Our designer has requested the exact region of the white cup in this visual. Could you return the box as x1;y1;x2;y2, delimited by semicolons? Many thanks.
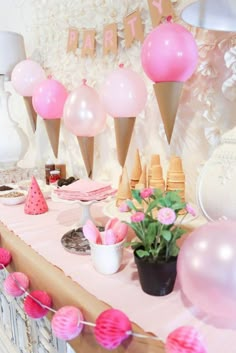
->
90;238;125;275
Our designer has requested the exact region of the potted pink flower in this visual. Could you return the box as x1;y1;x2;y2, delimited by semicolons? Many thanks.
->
124;188;196;296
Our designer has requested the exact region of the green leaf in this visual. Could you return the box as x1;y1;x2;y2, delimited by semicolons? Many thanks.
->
145;222;157;247
161;230;172;242
146;199;158;213
131;189;142;204
136;249;150;258
169;243;179;257
171;202;186;211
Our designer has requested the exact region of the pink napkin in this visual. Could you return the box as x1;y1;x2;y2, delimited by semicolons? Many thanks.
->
54;179;116;201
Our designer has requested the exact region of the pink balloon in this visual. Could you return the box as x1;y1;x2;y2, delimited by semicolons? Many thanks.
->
11;59;46;97
141;22;198;82
100;65;147;117
63;80;106;136
32;78;68;119
178;220;236;319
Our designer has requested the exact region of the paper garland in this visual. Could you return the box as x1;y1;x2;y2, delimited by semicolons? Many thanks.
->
0;248;208;353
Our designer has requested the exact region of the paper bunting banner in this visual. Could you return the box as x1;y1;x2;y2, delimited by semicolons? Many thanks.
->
0;247;208;352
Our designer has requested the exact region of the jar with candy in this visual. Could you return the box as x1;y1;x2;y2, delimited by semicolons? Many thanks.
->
49;170;61;185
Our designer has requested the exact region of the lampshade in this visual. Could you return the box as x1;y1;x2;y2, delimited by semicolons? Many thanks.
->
0;31;26;78
181;0;236;32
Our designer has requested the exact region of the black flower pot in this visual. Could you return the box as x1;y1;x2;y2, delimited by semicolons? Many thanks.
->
134;251;177;296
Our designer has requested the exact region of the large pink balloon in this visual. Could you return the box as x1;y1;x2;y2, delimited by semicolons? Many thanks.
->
141;22;198;82
178;220;236;319
100;65;147;117
11;59;46;97
32;78;68;119
63;80;106;136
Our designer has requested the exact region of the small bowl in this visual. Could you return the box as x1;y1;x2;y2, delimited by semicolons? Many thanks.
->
0;190;26;205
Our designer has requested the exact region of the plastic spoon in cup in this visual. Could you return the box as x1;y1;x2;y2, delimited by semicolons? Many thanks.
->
103;229;117;245
82;220;102;244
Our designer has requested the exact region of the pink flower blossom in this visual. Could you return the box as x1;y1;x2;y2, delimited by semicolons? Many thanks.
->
186;203;196;217
157;208;176;225
131;212;145;223
140;188;154;199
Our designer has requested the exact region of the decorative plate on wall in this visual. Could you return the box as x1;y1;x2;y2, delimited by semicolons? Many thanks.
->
196;127;236;221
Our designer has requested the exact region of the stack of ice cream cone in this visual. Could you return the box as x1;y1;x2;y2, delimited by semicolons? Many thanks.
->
147;154;161;186
149;164;165;191
166;156;185;201
116;167;132;207
130;149;142;189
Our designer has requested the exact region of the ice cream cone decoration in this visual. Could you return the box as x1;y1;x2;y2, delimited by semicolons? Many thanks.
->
24;176;48;215
23;97;37;132
114;117;136;167
153;82;183;144
136;164;147;189
149;164;165;191
44;119;61;159
77;136;94;178
116;167;132;207
166;156;185;201
130;149;142;189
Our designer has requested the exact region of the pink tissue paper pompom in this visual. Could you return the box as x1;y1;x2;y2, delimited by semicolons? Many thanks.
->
51;306;84;340
94;309;132;350
24;290;52;319
4;272;29;297
0;248;12;267
166;326;207;353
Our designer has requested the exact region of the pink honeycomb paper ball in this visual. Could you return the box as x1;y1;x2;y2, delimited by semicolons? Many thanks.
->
4;272;29;297
51;306;84;340
24;290;52;319
94;309;131;350
166;326;207;353
0;248;12;267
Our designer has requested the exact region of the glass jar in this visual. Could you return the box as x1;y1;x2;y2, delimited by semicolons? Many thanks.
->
49;170;61;185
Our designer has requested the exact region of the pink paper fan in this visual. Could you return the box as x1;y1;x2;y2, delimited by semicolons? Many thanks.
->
94;309;131;350
4;272;29;297
0;248;12;267
24;290;52;319
51;306;84;340
166;326;208;353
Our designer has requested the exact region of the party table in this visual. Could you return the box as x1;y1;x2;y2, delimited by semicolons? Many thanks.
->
0;199;234;353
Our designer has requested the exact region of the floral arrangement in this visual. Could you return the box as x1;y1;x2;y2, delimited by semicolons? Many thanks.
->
124;188;196;263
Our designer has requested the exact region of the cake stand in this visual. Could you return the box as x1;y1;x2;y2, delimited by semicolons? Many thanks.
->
51;194;107;255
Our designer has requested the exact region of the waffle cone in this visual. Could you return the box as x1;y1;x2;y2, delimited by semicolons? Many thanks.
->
131;149;142;181
44;119;61;158
153;82;183;144
150;154;160;167
168;156;183;173
114;117;135;167
116;167;132;204
139;164;147;187
77;136;94;178
24;97;37;132
151;165;163;179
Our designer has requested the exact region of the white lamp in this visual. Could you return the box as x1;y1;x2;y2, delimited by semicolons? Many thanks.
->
181;0;236;32
0;31;29;169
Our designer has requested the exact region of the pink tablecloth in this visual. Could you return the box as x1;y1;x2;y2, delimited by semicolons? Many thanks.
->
0;200;234;352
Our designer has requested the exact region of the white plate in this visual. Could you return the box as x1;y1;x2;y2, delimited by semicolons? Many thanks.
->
0;190;27;205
